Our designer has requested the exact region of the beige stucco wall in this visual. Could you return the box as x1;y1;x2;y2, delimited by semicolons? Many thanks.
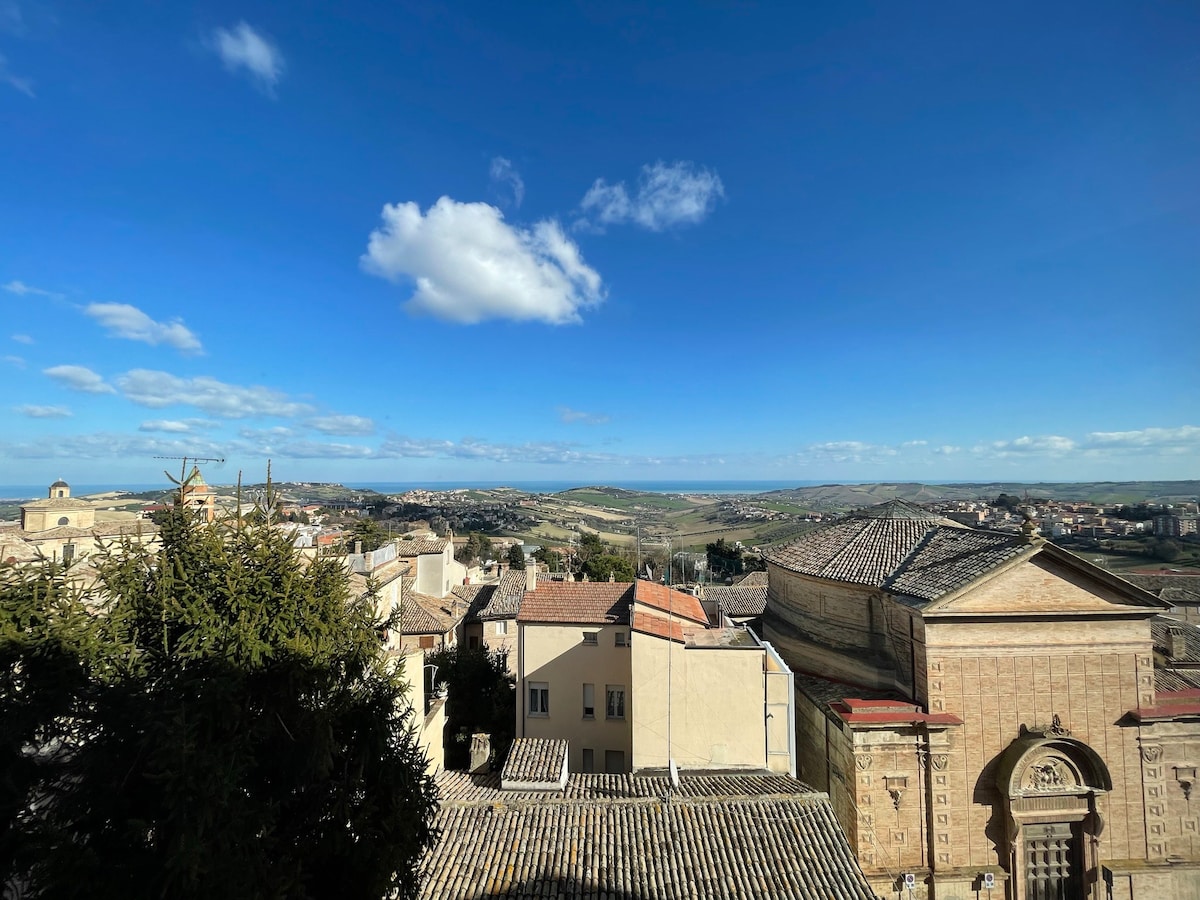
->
630;635;768;771
517;621;633;772
393;649;443;776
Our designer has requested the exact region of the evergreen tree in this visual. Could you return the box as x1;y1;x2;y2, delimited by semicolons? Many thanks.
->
2;502;438;900
506;543;526;570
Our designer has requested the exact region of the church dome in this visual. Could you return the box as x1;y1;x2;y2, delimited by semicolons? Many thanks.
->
50;479;69;489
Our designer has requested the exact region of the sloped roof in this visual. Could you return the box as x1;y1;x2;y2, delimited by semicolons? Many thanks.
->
500;738;568;788
396;539;449;557
399;582;463;635
422;772;878;900
707;584;767;618
763;502;1029;603
731;570;769;587
516;582;634;625
633;580;708;625
480;569;526;620
1124;573;1200;606
453;583;495;622
631;610;687;643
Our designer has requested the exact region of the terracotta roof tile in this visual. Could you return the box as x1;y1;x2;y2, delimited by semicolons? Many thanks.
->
422;772;878;899
516;582;634;625
396;539;449;557
634;580;709;624
632;610;687;643
478;570;525;619
500;738;569;789
706;584;767;618
763;503;1027;603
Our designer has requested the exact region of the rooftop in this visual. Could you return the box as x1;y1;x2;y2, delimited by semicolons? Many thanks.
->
633;580;708;625
763;502;1030;603
500;738;568;790
705;583;767;618
516;581;634;625
423;772;878;900
396;539;450;557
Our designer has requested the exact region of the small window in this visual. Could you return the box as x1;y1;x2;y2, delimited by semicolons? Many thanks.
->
606;686;626;720
604;750;625;774
61;544;75;564
615;632;627;647
529;682;549;716
582;683;595;719
468;636;480;650
582;632;598;645
495;620;508;636
419;635;435;649
582;748;595;773
57;516;69;526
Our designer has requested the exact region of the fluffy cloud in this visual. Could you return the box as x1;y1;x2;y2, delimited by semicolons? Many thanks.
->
138;418;220;434
558;406;610;425
0;53;33;98
306;415;376;436
489;157;525;208
84;303;203;354
15;404;71;418
362;197;604;325
43;365;115;394
1;431;228;461
116;369;313;418
975;435;1077;457
579;161;724;232
210;21;284;95
4;279;61;299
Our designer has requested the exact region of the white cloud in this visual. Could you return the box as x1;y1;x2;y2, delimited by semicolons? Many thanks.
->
0;53;33;98
84;302;203;354
1084;426;1200;451
43;365;115;394
375;435;626;466
489;157;525;208
901;440;928;447
116;369;313;418
975;435;1077;457
1;431;228;461
138;418;221;434
4;279;61;299
362;197;604;325
3;355;25;368
306;414;376;436
578;160;724;232
11;333;33;344
15;404;71;418
209;21;284;95
558;406;610;425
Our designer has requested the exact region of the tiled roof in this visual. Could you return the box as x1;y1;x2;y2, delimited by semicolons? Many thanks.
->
1152;615;1200;661
453;583;495;622
479;570;525;620
0;521;160;541
707;584;767;618
400;585;463;635
516;582;634;625
793;671;911;723
422;772;878;900
632;610;687;643
1156;668;1200;692
500;738;568;789
1124;574;1200;606
396;539;449;557
763;503;1028;604
731;570;769;587
634;580;709;625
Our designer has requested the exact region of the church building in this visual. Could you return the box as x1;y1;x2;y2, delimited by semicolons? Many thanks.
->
762;500;1200;900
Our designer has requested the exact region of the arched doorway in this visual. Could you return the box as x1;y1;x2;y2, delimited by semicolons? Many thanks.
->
994;718;1112;900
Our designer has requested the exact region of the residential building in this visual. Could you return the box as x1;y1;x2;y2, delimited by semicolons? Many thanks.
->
514;578;795;776
762;500;1200;900
458;568;525;666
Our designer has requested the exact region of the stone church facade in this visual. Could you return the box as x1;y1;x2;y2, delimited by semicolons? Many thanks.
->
762;501;1200;900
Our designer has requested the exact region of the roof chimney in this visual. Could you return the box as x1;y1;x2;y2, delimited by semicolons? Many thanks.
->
526;562;538;592
1168;626;1186;659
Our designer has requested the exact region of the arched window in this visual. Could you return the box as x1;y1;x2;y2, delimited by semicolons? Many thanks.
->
58;516;70;526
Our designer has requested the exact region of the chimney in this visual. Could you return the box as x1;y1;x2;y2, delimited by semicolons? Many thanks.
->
526;562;538;592
1168;626;1186;659
354;540;363;555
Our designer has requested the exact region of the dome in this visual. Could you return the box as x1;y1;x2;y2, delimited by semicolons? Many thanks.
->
50;479;69;489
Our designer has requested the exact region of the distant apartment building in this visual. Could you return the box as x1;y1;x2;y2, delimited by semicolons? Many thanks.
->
1154;514;1199;538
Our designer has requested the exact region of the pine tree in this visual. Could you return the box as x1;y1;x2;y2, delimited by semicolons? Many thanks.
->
2;499;438;900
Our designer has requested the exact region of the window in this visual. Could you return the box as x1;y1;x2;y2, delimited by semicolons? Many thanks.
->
495;620;508;636
606;686;626;719
529;682;549;716
61;543;75;564
57;516;69;526
615;632;627;647
604;750;625;774
468;636;480;650
582;632;598;645
582;683;595;718
582;749;595;773
419;635;435;649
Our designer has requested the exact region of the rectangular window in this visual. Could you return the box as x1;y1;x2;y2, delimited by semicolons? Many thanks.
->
606;686;626;720
582;748;595;773
582;632;598;645
614;631;627;647
61;543;75;564
495;620;508;635
419;635;435;649
529;682;549;716
582;683;595;719
604;750;625;774
468;636;480;650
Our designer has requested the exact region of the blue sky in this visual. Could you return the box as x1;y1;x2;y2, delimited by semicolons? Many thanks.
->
2;1;1198;487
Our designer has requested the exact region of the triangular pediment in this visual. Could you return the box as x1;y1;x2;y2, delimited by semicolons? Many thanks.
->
923;546;1167;616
